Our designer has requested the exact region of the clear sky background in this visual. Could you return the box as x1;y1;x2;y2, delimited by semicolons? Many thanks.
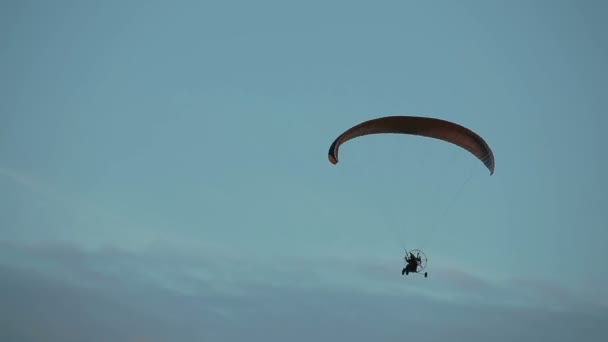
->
1;0;607;341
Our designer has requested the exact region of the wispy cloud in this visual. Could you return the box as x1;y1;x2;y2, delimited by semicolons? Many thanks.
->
1;239;605;313
6;166;597;315
1;241;607;342
0;166;190;248
0;165;114;223
0;166;43;192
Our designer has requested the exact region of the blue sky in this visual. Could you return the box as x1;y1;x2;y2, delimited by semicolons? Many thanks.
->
1;0;607;340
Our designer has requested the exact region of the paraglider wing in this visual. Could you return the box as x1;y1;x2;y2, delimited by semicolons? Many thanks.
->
328;116;495;175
